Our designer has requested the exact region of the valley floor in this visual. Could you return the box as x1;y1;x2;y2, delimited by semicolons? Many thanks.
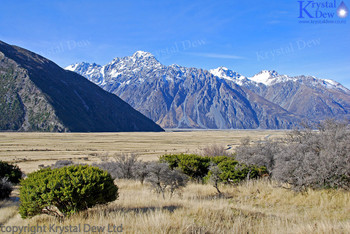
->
1;131;349;233
0;130;285;173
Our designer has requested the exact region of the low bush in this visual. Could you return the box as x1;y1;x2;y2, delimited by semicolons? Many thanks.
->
0;160;22;184
133;161;150;185
19;165;118;218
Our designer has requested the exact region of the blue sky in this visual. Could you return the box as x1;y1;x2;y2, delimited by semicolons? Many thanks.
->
1;0;349;87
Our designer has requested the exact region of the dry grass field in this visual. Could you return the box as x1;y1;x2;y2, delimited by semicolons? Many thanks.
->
2;180;350;233
1;130;349;234
0;130;285;173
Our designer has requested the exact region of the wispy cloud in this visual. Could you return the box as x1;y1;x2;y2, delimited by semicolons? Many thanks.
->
187;52;246;60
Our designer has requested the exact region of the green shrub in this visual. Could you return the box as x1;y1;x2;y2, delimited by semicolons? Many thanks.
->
205;157;267;194
160;154;211;182
210;155;232;165
177;154;211;182
217;160;267;184
0;161;22;184
159;154;180;169
19;165;118;219
160;154;266;186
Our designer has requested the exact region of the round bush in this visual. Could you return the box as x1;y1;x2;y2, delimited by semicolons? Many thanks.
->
19;165;118;218
0;161;22;184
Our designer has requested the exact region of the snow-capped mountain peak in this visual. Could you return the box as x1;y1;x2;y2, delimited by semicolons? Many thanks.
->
209;66;245;84
132;50;154;58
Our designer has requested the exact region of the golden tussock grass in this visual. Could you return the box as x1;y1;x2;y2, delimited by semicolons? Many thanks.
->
13;179;350;234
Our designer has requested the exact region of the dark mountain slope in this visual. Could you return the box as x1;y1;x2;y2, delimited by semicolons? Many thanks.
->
0;40;163;132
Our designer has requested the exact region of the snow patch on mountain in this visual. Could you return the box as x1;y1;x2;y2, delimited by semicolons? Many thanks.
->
249;70;291;86
319;79;350;93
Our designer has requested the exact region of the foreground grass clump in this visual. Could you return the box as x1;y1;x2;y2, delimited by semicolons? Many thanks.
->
23;179;350;233
19;165;118;218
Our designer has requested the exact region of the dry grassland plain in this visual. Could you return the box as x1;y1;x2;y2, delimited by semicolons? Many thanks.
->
0;130;285;173
1;130;349;234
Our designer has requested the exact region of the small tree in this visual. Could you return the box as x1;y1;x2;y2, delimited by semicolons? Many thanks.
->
146;162;188;199
167;169;188;198
93;153;139;179
114;153;138;179
19;165;118;218
207;163;222;194
132;161;150;185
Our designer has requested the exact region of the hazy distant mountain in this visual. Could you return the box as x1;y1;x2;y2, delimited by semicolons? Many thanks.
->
210;67;350;121
67;51;314;129
0;41;164;132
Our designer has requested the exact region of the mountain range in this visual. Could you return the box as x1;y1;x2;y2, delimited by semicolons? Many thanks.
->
0;41;163;132
66;51;350;129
